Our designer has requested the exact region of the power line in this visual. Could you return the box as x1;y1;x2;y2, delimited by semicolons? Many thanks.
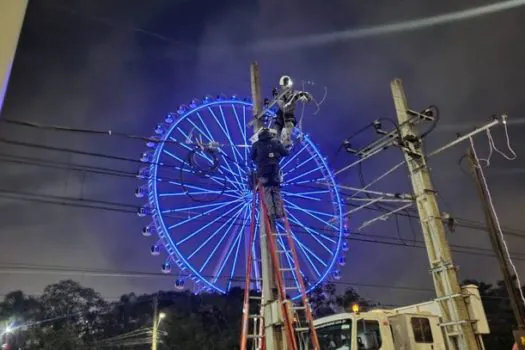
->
2;187;525;264
3;133;525;242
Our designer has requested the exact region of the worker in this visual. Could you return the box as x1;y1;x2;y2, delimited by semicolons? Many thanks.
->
250;127;290;223
273;75;312;149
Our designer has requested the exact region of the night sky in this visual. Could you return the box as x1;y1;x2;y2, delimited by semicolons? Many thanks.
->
1;0;525;306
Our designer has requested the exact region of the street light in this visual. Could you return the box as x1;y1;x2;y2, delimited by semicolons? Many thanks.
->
159;312;166;320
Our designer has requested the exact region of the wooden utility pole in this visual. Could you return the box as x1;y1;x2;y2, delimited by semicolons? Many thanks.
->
468;147;525;348
0;0;28;116
391;79;480;350
250;62;284;349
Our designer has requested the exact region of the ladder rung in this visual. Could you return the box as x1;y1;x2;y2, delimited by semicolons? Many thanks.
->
273;233;288;236
293;306;306;310
280;268;294;271
276;249;291;253
284;287;297;290
249;314;263;318
249;296;262;300
248;335;264;339
295;327;309;332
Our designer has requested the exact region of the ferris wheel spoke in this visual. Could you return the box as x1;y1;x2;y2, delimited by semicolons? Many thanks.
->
285;165;325;184
159;189;238;200
166;180;236;197
231;104;248;158
285;211;334;252
218;105;245;161
282;189;330;201
280;143;308;171
281;191;321;201
212;226;243;284
162;148;238;191
167;199;243;230
283;177;327;187
277;223;322;277
211;106;248;185
226;219;245;291
162;198;240;214
175;202;245;245
188;203;247;261
276;220;326;267
282;153;318;177
208;106;244;162
202;206;250;274
283;198;337;229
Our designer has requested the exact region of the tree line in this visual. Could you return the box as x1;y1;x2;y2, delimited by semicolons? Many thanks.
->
0;278;520;349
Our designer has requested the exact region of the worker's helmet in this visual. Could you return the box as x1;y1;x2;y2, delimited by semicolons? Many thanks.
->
279;75;293;89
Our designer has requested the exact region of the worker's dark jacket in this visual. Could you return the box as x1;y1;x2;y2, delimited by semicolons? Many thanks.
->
250;130;290;187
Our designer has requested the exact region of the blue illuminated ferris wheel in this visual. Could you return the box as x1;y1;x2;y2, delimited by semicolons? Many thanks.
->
136;95;346;299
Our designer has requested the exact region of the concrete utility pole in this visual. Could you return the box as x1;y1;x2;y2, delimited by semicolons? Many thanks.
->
391;79;480;350
250;62;284;349
0;0;28;116
468;147;525;348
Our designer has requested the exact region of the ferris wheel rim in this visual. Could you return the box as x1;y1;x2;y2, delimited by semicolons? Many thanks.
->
145;98;345;296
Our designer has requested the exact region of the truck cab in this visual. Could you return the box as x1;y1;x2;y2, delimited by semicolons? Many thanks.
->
304;310;445;350
299;285;489;350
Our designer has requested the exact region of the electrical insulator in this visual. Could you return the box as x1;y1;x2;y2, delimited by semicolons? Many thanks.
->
342;241;349;252
332;269;342;280
338;256;346;267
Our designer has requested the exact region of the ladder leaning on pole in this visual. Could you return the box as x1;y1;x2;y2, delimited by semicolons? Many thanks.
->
240;187;265;350
240;184;321;350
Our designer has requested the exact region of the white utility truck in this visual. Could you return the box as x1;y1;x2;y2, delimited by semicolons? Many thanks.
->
299;285;490;349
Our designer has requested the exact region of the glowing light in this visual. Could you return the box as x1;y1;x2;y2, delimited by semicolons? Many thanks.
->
351;303;360;314
159;312;166;319
140;98;345;298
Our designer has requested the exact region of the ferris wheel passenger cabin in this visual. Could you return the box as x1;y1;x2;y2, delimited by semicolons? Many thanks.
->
298;284;490;350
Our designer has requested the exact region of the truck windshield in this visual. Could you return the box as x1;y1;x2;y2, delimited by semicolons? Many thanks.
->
315;319;352;349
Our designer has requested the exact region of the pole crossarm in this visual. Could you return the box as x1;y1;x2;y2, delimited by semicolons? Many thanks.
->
357;202;413;231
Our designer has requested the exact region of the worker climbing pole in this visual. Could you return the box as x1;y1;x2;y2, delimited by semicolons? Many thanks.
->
239;63;320;350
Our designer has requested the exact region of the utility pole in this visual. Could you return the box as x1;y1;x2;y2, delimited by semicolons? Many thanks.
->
250;62;284;349
391;79;480;350
467;147;525;348
0;0;28;116
152;295;159;350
